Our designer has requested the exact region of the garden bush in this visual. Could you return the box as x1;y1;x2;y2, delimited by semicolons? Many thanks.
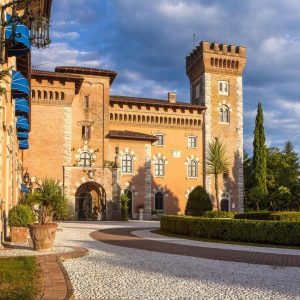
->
234;211;271;220
120;194;128;221
185;186;212;216
269;212;300;222
160;215;300;245
8;205;35;227
202;211;235;219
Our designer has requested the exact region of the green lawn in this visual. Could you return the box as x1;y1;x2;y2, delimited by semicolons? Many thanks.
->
155;229;300;250
0;256;42;300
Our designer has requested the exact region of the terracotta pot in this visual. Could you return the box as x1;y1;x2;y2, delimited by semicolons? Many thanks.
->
28;223;58;251
11;227;28;243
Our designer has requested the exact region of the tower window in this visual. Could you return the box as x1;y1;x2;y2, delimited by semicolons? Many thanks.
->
188;136;197;148
82;126;91;140
218;81;229;96
219;106;230;124
84;96;89;109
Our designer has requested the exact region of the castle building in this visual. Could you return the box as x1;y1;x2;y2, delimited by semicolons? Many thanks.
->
0;0;52;243
24;41;247;220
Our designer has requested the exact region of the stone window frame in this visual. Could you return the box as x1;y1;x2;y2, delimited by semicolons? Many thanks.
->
185;155;200;179
118;148;137;176
152;153;168;178
75;143;97;168
218;80;229;96
218;101;232;124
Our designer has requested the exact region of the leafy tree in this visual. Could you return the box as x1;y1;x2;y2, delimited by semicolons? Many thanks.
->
281;142;300;189
252;102;268;196
243;150;253;208
185;186;212;216
270;186;292;211
206;139;229;213
248;187;265;211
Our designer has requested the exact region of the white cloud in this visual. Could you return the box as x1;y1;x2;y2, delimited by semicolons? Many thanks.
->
32;42;112;70
52;31;80;40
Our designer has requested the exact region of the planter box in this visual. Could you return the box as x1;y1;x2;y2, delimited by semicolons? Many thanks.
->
11;227;28;243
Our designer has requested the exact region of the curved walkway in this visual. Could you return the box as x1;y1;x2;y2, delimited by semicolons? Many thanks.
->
90;227;300;267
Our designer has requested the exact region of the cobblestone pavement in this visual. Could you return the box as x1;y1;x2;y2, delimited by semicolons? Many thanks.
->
56;221;300;300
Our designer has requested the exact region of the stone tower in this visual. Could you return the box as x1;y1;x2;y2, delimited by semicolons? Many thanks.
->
186;41;247;212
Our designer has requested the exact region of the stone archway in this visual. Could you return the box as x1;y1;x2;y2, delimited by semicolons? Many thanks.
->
75;182;106;221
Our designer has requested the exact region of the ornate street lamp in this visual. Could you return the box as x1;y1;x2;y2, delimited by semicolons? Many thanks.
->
30;12;50;48
23;170;30;184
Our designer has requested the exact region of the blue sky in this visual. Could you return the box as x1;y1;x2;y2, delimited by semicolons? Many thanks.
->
32;0;300;155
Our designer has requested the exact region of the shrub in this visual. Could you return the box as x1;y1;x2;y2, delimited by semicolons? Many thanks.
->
269;212;300;222
120;194;128;221
27;179;68;224
160;215;300;245
203;211;235;219
8;205;35;227
185;186;212;216
234;211;271;220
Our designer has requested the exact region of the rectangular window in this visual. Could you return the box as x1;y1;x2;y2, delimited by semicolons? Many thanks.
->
84;96;89;109
218;81;229;96
155;134;164;146
82;126;91;140
188;136;197;148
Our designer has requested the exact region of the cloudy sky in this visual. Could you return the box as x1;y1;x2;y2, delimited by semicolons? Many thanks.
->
32;0;300;155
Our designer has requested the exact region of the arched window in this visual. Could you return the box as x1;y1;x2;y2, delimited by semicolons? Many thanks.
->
219;108;223;122
219;106;230;123
49;91;53;100
155;158;165;177
61;92;65;100
79;152;92;167
188;160;198;178
31;90;36;99
122;154;133;174
211;57;214;66
55;91;59;100
220;192;230;211
43;91;47;99
155;192;164;211
38;90;41;99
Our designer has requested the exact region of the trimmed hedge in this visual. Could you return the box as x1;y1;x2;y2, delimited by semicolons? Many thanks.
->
160;215;300;245
202;211;235;219
269;212;300;222
234;212;271;220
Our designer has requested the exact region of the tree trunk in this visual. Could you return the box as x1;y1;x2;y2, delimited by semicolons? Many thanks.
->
215;174;220;214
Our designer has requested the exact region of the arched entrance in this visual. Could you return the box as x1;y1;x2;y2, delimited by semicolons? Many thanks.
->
75;182;106;221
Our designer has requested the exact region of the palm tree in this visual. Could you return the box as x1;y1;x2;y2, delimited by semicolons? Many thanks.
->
206;139;230;213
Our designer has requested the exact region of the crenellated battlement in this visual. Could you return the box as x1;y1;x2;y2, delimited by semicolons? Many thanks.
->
186;41;246;76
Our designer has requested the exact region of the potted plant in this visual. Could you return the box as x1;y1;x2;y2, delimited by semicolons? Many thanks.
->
8;204;35;243
26;178;68;251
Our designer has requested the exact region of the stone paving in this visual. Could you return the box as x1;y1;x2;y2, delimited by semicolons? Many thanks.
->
54;221;300;300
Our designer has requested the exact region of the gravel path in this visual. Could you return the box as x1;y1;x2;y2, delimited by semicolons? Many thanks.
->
55;221;300;300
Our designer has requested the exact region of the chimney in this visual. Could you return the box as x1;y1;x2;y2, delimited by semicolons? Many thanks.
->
168;92;176;104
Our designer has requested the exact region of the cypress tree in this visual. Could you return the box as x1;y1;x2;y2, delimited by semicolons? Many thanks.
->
252;102;268;196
